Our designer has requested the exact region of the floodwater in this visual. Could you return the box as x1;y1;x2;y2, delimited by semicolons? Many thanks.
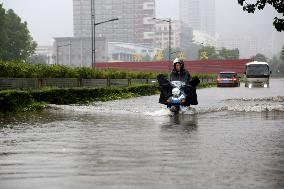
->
0;79;284;189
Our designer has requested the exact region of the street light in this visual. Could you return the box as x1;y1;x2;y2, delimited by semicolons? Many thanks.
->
152;17;172;72
91;0;95;67
94;18;119;26
91;18;119;68
91;1;119;68
56;43;71;65
171;50;182;55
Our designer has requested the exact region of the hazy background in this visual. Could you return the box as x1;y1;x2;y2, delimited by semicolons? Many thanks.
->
1;0;283;57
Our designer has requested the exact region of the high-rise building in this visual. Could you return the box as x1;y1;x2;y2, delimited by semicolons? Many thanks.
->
154;20;181;51
153;20;193;60
179;0;215;37
73;0;155;45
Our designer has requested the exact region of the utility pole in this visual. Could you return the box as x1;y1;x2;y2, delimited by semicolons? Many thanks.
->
169;18;172;65
91;0;95;68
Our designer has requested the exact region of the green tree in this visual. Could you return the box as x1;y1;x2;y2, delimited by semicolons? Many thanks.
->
198;46;240;60
269;56;280;73
268;47;284;75
28;54;48;64
218;48;240;60
281;46;284;62
0;4;37;62
198;46;218;60
252;53;268;62
277;46;284;74
0;4;8;60
238;0;284;32
141;54;152;62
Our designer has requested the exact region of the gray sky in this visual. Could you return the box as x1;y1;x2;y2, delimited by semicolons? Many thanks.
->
1;0;73;45
1;0;283;56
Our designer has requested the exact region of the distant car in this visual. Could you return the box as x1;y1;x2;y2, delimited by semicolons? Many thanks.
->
217;72;240;87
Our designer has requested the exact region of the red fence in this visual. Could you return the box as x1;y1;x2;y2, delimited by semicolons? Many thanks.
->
95;59;252;74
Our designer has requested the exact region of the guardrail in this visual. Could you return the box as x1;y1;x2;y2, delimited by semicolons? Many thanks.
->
0;78;215;90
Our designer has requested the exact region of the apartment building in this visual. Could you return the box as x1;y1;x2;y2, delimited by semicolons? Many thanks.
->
73;0;155;45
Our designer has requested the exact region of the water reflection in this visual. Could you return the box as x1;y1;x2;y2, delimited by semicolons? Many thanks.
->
161;114;198;134
0;110;68;129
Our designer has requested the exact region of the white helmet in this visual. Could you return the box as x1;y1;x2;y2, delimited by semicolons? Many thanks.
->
173;58;184;69
173;58;181;65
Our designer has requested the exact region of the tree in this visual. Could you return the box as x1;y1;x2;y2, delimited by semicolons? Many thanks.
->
281;46;284;62
238;0;284;32
269;55;280;73
252;53;268;62
277;46;284;74
0;4;37;62
28;54;48;64
198;46;240;60
0;4;8;60
218;48;240;60
269;47;284;75
141;54;152;62
198;46;219;60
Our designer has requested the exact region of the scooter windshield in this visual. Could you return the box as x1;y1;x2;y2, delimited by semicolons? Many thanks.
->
170;81;185;89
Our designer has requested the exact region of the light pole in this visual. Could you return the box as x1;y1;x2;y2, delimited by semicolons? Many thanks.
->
191;41;205;60
91;8;118;68
91;0;95;68
152;17;172;72
56;43;71;65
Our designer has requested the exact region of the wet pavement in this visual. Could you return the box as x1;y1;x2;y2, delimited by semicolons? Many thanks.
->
0;79;284;189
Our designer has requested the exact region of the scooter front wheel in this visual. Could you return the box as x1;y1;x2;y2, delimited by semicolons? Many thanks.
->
170;105;180;113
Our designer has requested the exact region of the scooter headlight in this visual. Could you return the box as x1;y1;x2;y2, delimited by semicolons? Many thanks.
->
248;83;252;88
263;83;268;88
172;88;180;97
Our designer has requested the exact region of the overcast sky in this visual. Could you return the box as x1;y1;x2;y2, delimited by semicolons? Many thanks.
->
1;0;283;56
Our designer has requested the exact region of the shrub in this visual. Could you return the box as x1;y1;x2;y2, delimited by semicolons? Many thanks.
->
0;84;160;113
0;61;216;80
0;90;32;113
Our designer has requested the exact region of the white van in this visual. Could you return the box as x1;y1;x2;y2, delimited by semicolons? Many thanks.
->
244;61;271;88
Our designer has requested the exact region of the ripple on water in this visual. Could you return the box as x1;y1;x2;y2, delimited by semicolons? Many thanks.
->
46;95;284;117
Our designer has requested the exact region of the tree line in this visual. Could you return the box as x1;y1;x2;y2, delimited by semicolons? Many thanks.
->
198;46;240;60
198;45;284;75
269;46;284;75
251;46;284;75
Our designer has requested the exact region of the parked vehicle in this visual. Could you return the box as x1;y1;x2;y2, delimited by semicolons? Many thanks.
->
244;61;271;88
217;72;240;87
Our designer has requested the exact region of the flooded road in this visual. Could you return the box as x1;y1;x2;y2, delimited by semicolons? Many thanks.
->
1;79;284;189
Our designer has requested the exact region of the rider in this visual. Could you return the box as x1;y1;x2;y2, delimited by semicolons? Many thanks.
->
157;58;199;105
170;58;191;83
